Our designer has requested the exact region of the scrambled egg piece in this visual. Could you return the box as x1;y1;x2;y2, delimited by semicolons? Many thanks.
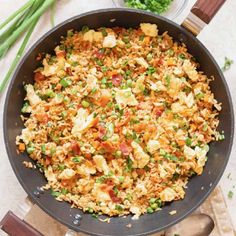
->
45;166;57;183
93;155;110;175
25;84;41;106
159;187;176;201
135;57;149;68
92;184;111;202
140;23;158;37
182;60;198;81
58;168;76;180
103;34;117;48
131;141;150;168
147;140;160;154
20;128;34;145
83;30;103;42
77;163;96;176
72;108;95;136
115;88;138;107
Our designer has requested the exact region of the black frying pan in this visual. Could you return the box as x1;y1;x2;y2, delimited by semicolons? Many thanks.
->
3;1;234;236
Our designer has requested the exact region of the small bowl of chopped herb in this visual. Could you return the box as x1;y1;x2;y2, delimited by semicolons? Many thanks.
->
112;0;188;20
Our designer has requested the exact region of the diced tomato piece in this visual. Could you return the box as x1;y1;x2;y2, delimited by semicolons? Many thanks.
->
98;125;106;139
36;113;49;124
117;110;131;127
71;141;80;155
66;67;73;76
94;49;104;59
98;89;111;107
56;51;66;58
108;189;122;203
45;156;51;166
112;74;123;86
153;107;164;117
101;141;116;153
153;58;163;67
34;72;45;82
133;123;146;133
136;168;145;176
120;142;132;156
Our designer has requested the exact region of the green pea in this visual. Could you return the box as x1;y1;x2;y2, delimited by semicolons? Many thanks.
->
26;146;35;154
149;198;157;204
81;100;90;108
151;203;158;210
147;207;154;214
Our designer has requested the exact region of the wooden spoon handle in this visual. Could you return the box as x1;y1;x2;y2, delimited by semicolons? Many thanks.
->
191;0;226;24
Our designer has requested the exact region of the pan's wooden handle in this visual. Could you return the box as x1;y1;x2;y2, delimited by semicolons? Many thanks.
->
182;0;226;36
0;211;42;236
192;0;226;24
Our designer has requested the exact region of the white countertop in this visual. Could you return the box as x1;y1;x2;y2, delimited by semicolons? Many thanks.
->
0;0;236;231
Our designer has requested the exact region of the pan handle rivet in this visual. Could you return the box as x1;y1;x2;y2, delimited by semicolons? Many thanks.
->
36;186;44;193
74;214;82;220
33;190;40;197
73;219;81;225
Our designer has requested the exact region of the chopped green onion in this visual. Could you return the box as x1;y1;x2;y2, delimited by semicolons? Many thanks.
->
72;156;82;163
115;204;123;211
222;57;233;72
118;176;125;183
82;25;89;33
60;78;72;88
41;144;46;154
58;164;65;170
228;190;234;199
101;77;107;84
186;137;192;146
51;189;61;197
101;27;108;37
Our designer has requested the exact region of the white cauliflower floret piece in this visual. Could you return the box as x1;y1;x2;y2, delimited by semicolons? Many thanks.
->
92;184;111;202
58;168;76;180
140;23;158;37
42;58;59;76
20;128;34;145
72;108;95;136
25;84;41;106
133;75;145;94
183;145;196;160
45;166;57;183
93;155;110;175
115;88;138;107
182;60;198;81
130;206;141;220
131;141;150;168
135;57;149;68
147;140;160;154
159;187;176;202
103;34;117;48
184;92;195;108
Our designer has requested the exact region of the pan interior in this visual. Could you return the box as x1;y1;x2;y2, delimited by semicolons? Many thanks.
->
4;9;234;236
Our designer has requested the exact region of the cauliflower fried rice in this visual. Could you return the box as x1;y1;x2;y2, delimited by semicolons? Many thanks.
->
16;23;223;218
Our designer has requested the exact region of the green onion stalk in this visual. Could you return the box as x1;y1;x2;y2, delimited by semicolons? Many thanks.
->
0;0;56;92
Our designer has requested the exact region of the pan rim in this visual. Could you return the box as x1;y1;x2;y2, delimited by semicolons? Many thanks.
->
3;7;234;236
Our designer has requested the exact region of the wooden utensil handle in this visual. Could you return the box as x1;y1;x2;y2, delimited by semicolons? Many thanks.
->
191;0;226;24
0;211;42;236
